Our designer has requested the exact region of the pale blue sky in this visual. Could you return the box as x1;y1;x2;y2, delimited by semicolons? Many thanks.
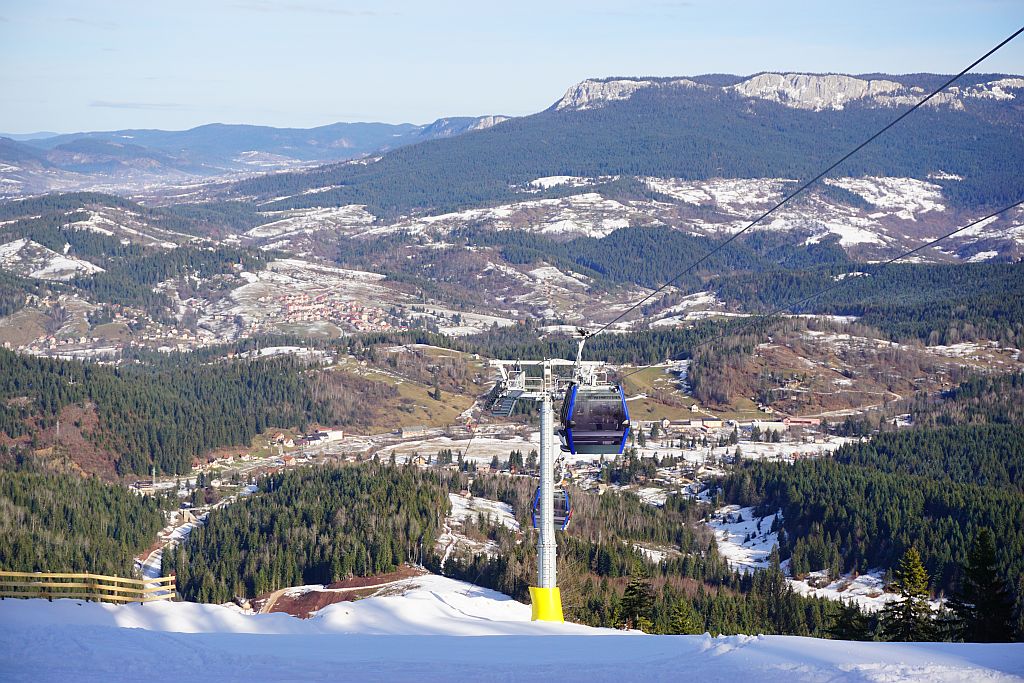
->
2;0;1023;133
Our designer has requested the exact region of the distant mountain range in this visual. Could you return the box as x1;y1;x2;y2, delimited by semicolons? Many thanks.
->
2;71;1023;268
223;72;1024;219
0;115;509;195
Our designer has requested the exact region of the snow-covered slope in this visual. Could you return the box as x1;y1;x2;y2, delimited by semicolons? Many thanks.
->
239;173;1024;264
0;238;104;280
0;575;593;637
2;576;1022;683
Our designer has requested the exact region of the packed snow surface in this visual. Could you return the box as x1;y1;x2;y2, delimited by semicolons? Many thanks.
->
2;577;1022;683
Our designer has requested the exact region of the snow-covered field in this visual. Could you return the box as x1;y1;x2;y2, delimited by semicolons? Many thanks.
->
0;238;105;280
788;570;900;613
706;506;942;614
448;492;520;532
245;204;377;241
644;176;788;207
825;177;945;220
389;431;541;463
707;505;782;572
437;493;521;561
2;575;1022;682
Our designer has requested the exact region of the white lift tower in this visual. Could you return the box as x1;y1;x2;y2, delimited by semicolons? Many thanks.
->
489;357;605;621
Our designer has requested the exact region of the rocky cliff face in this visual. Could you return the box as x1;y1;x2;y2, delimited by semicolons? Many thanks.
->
729;73;935;110
553;73;1024;112
468;115;511;131
554;78;702;110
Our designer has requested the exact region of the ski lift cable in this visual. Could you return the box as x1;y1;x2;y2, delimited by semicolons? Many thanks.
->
588;24;1024;342
617;196;1024;381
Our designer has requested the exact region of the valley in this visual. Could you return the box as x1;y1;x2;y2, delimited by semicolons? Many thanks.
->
2;58;1023;680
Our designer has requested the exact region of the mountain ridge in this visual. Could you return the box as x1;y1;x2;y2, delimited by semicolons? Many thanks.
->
553;72;1024;112
0;114;510;196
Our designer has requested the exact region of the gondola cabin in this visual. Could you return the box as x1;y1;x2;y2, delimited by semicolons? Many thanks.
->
531;486;572;531
557;383;630;455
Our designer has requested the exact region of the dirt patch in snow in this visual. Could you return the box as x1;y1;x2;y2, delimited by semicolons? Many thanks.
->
256;566;430;619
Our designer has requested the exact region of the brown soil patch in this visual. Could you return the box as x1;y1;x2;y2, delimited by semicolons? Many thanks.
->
325;565;425;589
271;590;358;619
253;565;429;619
51;402;120;479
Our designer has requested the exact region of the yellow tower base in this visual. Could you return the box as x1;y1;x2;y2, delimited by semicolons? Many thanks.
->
529;586;564;622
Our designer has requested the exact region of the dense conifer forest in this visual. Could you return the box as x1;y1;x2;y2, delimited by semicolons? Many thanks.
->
169;464;448;602
0;461;166;576
721;424;1024;593
0;348;365;475
438;473;842;636
0;192;261;237
712;262;1024;345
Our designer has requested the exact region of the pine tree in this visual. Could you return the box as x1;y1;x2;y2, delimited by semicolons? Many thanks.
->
670;598;703;635
881;547;934;641
619;560;656;631
949;528;1014;642
827;601;873;641
1013;574;1024;642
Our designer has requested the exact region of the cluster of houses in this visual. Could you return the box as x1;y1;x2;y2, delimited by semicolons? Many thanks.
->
270;429;345;448
259;291;402;332
650;416;822;436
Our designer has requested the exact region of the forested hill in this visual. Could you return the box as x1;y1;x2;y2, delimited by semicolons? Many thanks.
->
0;465;166;576
170;464;449;602
835;424;1024;490
711;261;1024;345
0;348;361;476
228;74;1024;217
722;423;1024;593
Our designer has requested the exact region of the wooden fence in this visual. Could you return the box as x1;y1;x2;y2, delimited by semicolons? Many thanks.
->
0;571;176;603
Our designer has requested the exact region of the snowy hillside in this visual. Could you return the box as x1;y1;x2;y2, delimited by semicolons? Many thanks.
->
707;506;943;614
1;574;1022;682
0;238;104;281
238;174;1024;263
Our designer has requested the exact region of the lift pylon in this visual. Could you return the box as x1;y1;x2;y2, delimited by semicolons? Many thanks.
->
489;357;604;622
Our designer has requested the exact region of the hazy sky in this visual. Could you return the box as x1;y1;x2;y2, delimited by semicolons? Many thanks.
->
2;0;1023;133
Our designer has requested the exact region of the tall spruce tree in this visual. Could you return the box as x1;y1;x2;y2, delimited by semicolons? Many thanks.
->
669;598;704;635
1014;575;1024;642
949;528;1015;642
881;547;934;642
619;560;656;631
827;601;873;641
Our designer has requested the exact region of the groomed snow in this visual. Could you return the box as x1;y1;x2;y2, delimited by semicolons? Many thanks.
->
2;582;1022;682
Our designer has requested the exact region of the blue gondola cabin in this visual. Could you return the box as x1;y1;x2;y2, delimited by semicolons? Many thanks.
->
557;383;630;455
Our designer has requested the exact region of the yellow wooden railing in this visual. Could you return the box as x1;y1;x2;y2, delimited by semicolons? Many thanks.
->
0;570;176;603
